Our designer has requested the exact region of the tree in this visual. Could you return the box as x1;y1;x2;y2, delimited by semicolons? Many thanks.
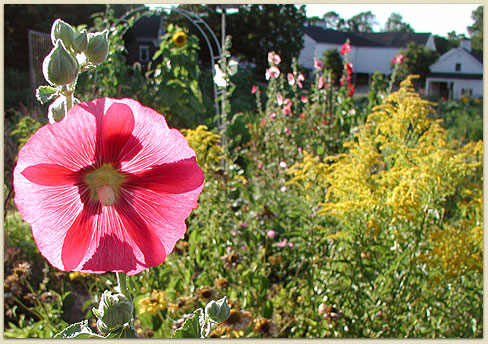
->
467;5;483;53
394;41;439;87
346;11;378;32
323;11;346;30
4;4;140;72
321;49;343;82
383;12;413;32
434;35;460;55
227;5;306;78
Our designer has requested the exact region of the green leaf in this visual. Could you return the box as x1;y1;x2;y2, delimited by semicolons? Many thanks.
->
171;309;203;338
53;320;104;338
35;85;59;105
105;324;139;338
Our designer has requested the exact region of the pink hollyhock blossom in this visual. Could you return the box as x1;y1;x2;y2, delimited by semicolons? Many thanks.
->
268;51;281;65
314;57;323;69
277;239;293;248
340;42;351;55
13;98;204;275
392;54;405;64
300;95;308;103
279;161;287;169
267;230;276;239
297;74;305;88
280;186;287;192
270;112;277;120
284;127;291;136
318;76;324;89
345;62;353;75
265;66;280;80
251;85;257;94
287;73;295;86
276;93;284;105
282;99;292;116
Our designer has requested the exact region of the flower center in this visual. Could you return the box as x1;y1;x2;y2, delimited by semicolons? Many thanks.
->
84;164;125;206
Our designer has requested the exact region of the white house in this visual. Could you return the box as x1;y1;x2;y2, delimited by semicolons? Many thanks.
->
425;40;483;99
298;25;436;86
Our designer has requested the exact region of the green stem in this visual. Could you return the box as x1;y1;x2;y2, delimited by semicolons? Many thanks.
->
65;91;73;111
116;272;131;300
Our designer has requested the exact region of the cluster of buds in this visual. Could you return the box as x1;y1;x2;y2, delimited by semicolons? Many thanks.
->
40;19;109;123
92;291;134;334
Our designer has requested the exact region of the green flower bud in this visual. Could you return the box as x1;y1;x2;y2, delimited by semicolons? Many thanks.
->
47;96;66;123
51;19;75;50
42;40;80;86
73;29;88;53
86;30;109;65
204;297;230;323
92;291;133;333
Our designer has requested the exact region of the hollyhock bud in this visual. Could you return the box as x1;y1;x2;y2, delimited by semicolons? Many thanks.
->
205;297;230;323
92;291;133;333
73;29;88;53
86;30;109;65
43;40;80;86
51;19;75;49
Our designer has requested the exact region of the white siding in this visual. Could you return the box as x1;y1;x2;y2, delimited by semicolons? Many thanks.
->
425;77;483;99
298;35;318;70
429;48;483;74
353;46;400;74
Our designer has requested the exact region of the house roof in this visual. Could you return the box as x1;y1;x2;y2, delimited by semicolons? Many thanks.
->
427;72;483;80
131;15;163;39
464;48;483;64
302;27;432;48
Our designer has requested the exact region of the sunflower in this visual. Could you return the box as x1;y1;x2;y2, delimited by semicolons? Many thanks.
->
172;31;187;47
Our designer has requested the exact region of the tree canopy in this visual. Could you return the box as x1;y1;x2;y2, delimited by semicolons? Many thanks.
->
383;13;413;32
467;5;483;53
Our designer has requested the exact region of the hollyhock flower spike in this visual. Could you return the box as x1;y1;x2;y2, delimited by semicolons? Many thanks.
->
392;54;405;64
340;42;351;55
13;98;204;275
265;66;280;80
267;51;281;65
314;57;323;70
297;73;305;88
287;73;295;86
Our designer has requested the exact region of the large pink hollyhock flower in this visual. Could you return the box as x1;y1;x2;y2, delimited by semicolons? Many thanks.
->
13;98;204;275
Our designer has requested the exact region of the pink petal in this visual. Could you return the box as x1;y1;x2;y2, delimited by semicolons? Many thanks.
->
125;157;204;194
21;163;79;186
100;102;135;165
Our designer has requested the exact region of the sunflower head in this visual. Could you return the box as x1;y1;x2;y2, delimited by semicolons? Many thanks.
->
172;31;187;47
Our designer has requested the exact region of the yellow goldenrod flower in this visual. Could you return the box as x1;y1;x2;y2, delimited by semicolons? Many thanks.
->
138;289;167;316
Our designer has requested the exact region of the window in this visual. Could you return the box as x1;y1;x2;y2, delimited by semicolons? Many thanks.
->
455;63;461;72
139;45;150;63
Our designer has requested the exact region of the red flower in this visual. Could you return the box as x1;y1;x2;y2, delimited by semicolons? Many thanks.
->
345;62;353;75
347;84;355;97
13;98;204;275
251;85;257;94
340;42;351;55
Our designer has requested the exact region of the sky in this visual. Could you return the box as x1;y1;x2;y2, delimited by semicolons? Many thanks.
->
304;3;481;37
148;3;481;38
